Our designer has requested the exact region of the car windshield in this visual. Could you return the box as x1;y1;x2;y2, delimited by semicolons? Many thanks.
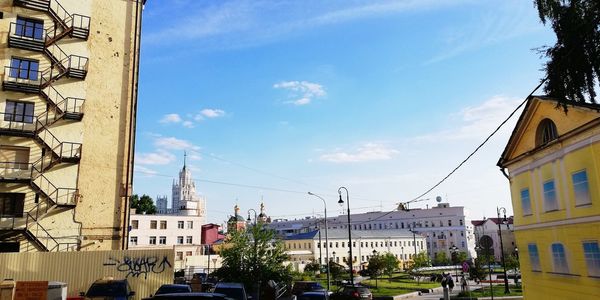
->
213;288;244;300
156;286;191;295
86;281;128;297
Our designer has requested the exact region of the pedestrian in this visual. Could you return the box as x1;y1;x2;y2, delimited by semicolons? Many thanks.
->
447;274;455;293
461;276;467;292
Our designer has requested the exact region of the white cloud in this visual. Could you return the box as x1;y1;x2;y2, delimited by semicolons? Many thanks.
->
159;113;182;124
320;143;399;163
201;109;226;118
134;165;159;176
416;95;522;141
136;149;177;165
274;81;326;106
182;121;194;128
154;136;201;151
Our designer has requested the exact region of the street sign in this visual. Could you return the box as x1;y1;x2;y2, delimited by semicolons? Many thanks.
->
462;261;469;273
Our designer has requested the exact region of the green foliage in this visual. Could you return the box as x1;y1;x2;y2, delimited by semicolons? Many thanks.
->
130;194;157;214
381;253;399;279
469;258;488;282
212;223;293;293
328;261;345;280
504;254;519;271
452;251;468;264
407;252;431;285
433;252;450;266
534;0;600;106
304;261;321;274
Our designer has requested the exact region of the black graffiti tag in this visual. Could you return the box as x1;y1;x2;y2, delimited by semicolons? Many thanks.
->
104;256;172;279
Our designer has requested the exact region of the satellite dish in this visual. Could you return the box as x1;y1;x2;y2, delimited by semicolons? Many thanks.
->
436;196;442;203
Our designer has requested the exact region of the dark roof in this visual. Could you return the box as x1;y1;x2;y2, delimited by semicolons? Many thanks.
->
286;229;417;240
471;217;513;226
471;220;485;226
498;96;600;167
285;230;319;240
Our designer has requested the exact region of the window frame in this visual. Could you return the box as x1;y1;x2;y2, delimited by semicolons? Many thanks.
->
177;221;184;229
129;236;137;246
15;16;44;40
520;187;532;216
583;241;600;277
186;236;193;244
9;57;39;80
528;243;541;271
551;243;569;274
177;236;184;245
572;169;591;207
4;100;35;124
159;236;166;245
150;220;157;229
0;193;25;218
131;220;138;229
543;179;559;212
149;236;156;245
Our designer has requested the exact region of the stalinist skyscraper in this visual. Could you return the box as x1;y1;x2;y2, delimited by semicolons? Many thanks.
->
172;153;206;219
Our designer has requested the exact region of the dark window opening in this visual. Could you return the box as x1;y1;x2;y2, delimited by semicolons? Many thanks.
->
4;100;34;123
536;118;559;146
0;193;25;218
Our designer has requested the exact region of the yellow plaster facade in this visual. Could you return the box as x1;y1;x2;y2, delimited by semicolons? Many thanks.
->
498;96;600;299
0;0;143;252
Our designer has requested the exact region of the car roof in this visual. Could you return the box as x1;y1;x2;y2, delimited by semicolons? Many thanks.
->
300;292;328;295
215;283;244;288
159;284;190;288
153;292;226;298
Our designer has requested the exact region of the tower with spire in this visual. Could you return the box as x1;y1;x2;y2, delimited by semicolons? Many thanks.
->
171;151;206;218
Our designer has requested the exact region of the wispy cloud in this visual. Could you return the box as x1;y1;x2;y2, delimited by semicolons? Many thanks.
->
160;113;182;124
196;108;226;120
416;95;522;141
136;149;177;165
154;136;201;151
135;165;159;176
274;81;326;106
320;143;399;163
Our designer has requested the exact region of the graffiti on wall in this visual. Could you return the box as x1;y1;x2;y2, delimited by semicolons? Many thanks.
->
103;255;172;279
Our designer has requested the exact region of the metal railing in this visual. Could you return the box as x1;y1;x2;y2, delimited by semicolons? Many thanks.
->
0;161;33;179
71;14;90;31
9;22;45;41
49;0;72;28
67;55;89;72
0;112;37;132
4;66;42;86
26;213;59;251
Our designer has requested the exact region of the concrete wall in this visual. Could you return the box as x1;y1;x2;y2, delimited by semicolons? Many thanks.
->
0;249;174;300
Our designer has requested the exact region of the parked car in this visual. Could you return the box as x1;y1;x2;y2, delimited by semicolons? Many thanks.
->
155;284;192;295
151;292;229;300
298;291;330;300
292;282;325;296
83;279;135;300
213;282;249;300
330;285;372;300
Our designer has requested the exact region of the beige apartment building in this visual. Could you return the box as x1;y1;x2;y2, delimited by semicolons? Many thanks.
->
0;0;144;252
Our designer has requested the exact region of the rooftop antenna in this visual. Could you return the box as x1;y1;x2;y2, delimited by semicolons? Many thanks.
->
183;151;187;168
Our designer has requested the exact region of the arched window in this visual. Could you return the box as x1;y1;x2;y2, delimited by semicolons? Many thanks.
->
536;118;558;146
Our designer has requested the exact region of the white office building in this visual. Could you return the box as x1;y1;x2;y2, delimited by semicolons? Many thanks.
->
270;201;475;259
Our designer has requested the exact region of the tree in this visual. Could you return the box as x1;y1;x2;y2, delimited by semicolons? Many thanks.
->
304;261;321;276
469;258;488;283
130;194;157;214
212;222;293;295
505;254;520;286
433;252;450;266
408;252;431;285
367;254;385;288
534;0;600;106
328;261;344;282
452;251;469;265
381;253;399;281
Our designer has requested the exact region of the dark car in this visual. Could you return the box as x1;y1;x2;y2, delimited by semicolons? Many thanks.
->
84;279;135;300
330;285;372;300
213;282;249;300
298;291;330;300
292;281;325;296
155;284;192;295
152;292;228;300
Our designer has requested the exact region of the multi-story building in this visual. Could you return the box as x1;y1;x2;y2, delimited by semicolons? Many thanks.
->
284;229;427;271
269;201;475;260
471;217;516;262
0;0;143;252
498;96;600;299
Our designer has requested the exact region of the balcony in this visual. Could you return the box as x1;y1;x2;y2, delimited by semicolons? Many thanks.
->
8;22;45;52
2;67;41;94
0;162;33;182
13;0;50;12
0;112;37;137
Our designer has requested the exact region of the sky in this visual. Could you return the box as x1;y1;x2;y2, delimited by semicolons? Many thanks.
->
133;0;556;226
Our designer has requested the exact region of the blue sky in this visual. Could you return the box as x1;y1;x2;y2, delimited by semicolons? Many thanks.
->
134;0;555;225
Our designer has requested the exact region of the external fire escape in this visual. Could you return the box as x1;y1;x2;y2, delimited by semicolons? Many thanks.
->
0;0;89;251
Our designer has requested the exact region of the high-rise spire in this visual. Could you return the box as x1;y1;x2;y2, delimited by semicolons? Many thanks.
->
183;151;187;169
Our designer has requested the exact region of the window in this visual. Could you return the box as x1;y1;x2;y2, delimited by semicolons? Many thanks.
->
176;251;183;260
9;57;39;80
521;188;532;215
551;243;569;274
159;236;166;245
150;220;157;229
342;242;345;248
149;236;156;245
131;220;138;229
177;221;184;229
4;100;34;123
186;251;193;257
583;241;600;277
448;220;452;226
187;221;193;229
536;118;558;146
528;244;541;271
543;180;559;211
160;220;167;229
459;219;463;226
15;17;44;40
572;170;591;206
186;236;192;244
0;193;25;218
0;146;30;170
177;236;184;245
129;236;137;246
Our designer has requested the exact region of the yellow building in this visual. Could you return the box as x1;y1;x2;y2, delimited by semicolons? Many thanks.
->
498;96;600;299
0;0;144;252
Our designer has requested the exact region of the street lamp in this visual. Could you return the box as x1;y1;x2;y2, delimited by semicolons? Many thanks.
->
338;186;354;286
372;250;378;288
475;242;494;300
308;192;331;290
497;207;510;294
247;209;257;225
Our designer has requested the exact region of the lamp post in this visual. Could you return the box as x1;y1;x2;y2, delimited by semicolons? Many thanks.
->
372;250;379;288
450;245;459;280
247;209;257;225
497;207;510;294
338;186;354;286
308;192;331;291
475;245;494;300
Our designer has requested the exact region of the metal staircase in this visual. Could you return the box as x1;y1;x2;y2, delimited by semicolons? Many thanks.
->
0;0;89;251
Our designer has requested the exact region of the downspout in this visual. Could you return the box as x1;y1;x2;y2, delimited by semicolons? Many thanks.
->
122;0;142;250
